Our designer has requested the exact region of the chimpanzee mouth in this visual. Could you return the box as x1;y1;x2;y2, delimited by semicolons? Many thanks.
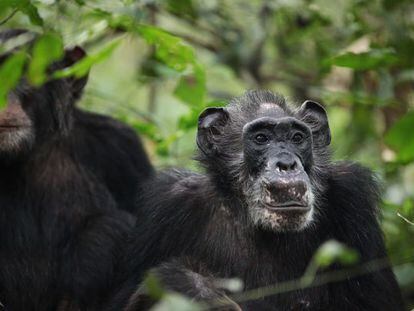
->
262;179;311;213
0;123;31;131
264;202;310;212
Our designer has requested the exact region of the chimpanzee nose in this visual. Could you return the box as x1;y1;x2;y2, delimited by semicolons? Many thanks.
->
276;157;297;172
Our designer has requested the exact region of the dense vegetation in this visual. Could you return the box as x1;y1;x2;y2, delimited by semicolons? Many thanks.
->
1;0;413;308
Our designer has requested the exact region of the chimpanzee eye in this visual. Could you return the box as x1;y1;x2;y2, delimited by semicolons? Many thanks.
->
292;133;304;144
255;134;269;144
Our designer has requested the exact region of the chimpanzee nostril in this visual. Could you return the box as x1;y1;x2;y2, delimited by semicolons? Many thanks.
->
276;159;298;172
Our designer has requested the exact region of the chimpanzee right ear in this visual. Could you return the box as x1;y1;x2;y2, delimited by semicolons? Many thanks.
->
297;100;331;147
196;107;229;156
63;46;88;100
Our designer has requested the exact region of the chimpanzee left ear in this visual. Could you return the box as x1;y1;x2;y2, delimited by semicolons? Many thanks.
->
63;46;88;100
196;107;229;156
297;100;331;146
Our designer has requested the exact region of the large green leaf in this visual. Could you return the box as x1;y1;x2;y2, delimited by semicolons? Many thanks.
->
137;25;195;72
174;63;206;107
0;0;43;26
102;14;196;72
325;48;398;70
28;33;64;86
0;51;27;108
18;0;43;26
385;112;414;163
53;39;121;79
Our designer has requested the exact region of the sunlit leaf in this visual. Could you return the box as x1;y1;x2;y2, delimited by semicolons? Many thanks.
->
178;100;227;130
18;1;43;26
144;274;164;301
385;112;414;163
0;0;14;17
53;39;121;79
314;240;359;267
214;278;243;293
325;49;398;70
28;33;63;86
152;293;202;311
178;109;200;130
174;63;206;107
138;25;195;72
156;132;182;157
0;51;27;108
104;15;195;71
0;0;43;26
132;121;161;142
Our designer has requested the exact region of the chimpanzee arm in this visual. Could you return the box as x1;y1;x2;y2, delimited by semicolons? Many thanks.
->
104;170;216;311
73;109;154;213
323;163;404;310
59;211;135;310
123;258;241;311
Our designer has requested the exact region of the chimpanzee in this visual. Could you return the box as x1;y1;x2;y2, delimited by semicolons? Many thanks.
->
107;90;404;310
0;30;153;310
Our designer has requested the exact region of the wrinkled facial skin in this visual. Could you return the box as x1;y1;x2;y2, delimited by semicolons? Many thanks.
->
241;105;316;232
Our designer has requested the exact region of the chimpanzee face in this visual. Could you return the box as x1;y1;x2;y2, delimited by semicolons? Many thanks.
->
241;105;316;231
197;91;331;232
0;90;35;155
0;46;87;158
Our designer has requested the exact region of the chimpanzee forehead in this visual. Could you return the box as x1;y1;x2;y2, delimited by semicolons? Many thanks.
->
256;102;289;119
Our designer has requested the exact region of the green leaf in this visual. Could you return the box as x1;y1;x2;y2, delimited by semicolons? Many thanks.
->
0;0;43;26
325;49;398;70
178;109;200;130
74;0;85;5
174;63;206;107
0;51;27;108
178;100;227;130
314;240;359;267
18;1;43;26
53;39;121;79
384;112;414;163
28;33;64;86
0;0;14;16
137;25;195;72
144;273;164;300
156;132;182;157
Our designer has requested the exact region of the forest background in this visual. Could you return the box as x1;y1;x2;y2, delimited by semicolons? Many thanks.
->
0;0;413;308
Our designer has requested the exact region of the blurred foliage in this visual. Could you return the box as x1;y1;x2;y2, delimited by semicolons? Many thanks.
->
0;0;414;308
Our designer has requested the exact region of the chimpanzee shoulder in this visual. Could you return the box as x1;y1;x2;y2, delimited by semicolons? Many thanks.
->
134;169;216;238
72;109;154;212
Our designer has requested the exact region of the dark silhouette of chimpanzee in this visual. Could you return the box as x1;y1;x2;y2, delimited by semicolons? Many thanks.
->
0;30;153;310
107;90;403;310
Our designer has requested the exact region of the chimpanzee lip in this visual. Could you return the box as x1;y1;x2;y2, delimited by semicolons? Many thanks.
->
264;201;310;212
0;124;30;129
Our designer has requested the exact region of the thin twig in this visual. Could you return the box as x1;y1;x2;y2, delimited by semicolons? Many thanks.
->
397;212;414;226
0;9;18;26
204;257;414;309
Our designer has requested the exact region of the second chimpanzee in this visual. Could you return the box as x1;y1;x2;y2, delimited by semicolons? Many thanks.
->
0;30;153;310
108;90;403;310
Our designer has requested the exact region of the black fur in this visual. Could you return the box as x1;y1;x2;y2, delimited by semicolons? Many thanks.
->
108;91;403;310
0;30;153;310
